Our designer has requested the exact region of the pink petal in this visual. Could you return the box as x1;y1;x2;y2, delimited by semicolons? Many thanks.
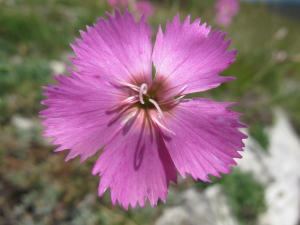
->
161;98;247;182
152;14;236;98
92;109;177;209
40;68;132;162
70;9;152;85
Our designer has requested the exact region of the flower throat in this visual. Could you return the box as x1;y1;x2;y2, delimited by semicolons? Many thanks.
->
138;83;164;119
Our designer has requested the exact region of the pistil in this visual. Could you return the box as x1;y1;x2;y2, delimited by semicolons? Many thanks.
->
138;83;164;119
107;81;175;134
139;83;148;104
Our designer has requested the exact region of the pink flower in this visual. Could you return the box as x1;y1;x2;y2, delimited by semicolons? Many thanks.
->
106;0;128;7
215;0;239;26
40;9;247;209
135;1;154;18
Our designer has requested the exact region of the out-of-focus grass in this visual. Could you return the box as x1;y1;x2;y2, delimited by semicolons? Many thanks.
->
222;170;265;225
0;57;51;124
0;0;300;224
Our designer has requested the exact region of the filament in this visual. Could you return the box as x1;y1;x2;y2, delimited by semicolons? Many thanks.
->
147;109;175;135
108;104;133;125
107;95;139;111
159;95;185;106
158;85;187;104
149;99;164;119
114;80;140;92
108;82;170;126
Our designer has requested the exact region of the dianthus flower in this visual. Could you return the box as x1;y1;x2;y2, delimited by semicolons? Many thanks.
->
135;1;154;18
40;9;247;209
215;0;239;26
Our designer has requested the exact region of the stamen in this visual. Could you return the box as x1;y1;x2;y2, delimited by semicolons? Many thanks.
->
108;104;133;125
147;109;175;135
149;98;164;119
159;95;185;106
139;83;148;104
158;85;187;104
108;81;168;125
107;95;139;111
114;80;141;92
176;85;187;95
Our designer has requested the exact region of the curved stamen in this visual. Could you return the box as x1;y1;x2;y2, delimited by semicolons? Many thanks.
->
108;104;133;125
149;98;164;119
173;85;187;97
107;95;139;111
159;95;185;106
114;80;141;92
139;83;148;104
147;109;175;135
158;85;187;104
109;81;166;122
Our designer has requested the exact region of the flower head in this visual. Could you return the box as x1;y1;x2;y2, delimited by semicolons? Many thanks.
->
135;1;154;18
215;0;239;26
40;9;247;209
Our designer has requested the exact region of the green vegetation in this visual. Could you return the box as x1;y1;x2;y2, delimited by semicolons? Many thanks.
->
0;0;299;224
195;169;266;225
222;170;265;225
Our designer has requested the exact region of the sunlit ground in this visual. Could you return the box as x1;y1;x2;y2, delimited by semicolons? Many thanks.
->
0;0;299;224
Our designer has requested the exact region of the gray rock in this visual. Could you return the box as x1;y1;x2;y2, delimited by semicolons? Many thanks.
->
235;131;271;185
49;60;65;75
155;186;237;225
259;109;300;225
237;109;300;225
157;109;300;225
11;115;35;130
11;115;53;147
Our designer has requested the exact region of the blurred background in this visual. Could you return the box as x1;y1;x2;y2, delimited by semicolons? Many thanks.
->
0;0;300;224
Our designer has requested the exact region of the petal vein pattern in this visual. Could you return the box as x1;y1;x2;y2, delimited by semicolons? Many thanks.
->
161;99;247;181
152;14;236;99
70;9;152;85
40;70;131;162
92;110;177;209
